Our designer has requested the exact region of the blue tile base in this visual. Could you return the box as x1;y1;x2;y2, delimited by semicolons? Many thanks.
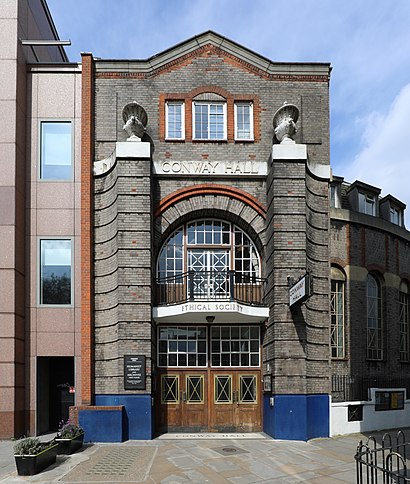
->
263;394;329;441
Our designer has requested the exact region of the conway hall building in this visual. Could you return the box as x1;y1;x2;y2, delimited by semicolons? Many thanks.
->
1;0;410;442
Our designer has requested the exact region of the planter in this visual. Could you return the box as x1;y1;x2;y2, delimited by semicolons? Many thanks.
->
14;442;58;476
56;432;84;455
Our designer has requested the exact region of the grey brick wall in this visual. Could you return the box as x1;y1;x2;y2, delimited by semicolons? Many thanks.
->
92;44;331;399
330;212;410;382
94;154;153;395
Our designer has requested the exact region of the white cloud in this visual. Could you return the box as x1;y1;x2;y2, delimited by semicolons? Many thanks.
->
342;83;410;226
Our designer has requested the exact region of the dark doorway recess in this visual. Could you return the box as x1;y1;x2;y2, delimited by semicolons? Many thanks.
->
37;356;74;434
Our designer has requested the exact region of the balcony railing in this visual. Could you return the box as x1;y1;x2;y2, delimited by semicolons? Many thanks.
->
156;270;266;307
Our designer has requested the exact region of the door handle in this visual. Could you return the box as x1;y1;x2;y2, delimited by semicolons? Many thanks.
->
181;391;186;403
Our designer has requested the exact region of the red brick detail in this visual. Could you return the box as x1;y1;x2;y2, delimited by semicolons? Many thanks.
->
159;89;260;143
330;258;347;269
81;53;95;406
95;44;329;83
346;224;351;265
155;184;266;219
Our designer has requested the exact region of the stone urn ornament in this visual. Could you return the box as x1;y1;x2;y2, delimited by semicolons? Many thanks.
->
273;102;299;143
122;101;148;141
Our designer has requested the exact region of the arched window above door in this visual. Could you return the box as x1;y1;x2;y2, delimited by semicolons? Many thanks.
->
156;219;263;307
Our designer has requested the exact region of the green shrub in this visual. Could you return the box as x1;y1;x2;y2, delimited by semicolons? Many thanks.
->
13;437;44;456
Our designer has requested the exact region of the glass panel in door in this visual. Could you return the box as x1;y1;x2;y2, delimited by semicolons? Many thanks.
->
188;249;229;299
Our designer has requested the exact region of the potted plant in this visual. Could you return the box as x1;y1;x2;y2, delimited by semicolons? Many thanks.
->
14;436;58;476
55;419;85;455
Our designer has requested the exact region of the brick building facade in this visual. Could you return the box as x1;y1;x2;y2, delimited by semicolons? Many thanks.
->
1;2;409;442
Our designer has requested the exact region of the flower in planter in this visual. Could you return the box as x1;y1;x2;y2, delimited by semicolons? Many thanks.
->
57;419;84;439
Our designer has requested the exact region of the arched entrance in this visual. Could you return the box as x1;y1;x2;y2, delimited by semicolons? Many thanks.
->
155;218;265;433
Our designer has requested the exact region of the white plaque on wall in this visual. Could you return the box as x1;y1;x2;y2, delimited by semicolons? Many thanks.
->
153;160;267;176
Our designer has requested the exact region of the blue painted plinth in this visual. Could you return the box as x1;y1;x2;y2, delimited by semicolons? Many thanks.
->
263;394;329;441
79;407;124;442
95;394;153;440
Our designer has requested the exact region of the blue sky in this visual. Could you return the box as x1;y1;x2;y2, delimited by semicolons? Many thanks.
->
47;0;410;225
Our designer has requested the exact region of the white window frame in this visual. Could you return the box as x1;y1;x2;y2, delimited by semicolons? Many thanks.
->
192;101;227;140
210;326;260;368
330;184;342;209
331;279;345;358
157;326;208;368
39;120;73;181
165;101;185;140
358;192;376;216
234;102;254;141
38;237;73;307
390;206;403;226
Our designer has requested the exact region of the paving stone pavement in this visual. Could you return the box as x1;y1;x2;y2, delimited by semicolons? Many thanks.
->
0;430;400;483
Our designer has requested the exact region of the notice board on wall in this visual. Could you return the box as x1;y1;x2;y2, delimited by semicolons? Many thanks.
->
124;355;146;390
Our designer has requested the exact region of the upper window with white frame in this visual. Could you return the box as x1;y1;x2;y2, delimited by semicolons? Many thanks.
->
235;102;253;140
193;101;226;140
166;101;184;140
390;206;403;226
39;239;72;305
40;121;72;180
359;192;376;216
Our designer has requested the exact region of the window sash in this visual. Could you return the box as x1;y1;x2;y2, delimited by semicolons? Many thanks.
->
40;122;72;180
366;275;382;359
331;280;345;358
400;291;409;361
166;102;184;139
193;102;226;140
359;192;376;216
390;207;402;226
235;102;253;140
40;239;72;305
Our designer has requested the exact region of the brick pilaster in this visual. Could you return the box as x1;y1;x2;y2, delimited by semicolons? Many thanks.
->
81;53;95;405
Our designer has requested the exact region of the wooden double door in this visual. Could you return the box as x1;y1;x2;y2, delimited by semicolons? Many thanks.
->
157;369;261;433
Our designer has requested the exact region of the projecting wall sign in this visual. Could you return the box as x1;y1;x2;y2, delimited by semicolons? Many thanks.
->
289;273;311;307
153;160;267;176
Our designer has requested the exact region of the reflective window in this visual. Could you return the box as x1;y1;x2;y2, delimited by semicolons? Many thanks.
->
40;122;72;180
359;192;376;216
40;239;72;305
166;102;184;139
193;102;226;140
390;207;403;226
235;102;253;140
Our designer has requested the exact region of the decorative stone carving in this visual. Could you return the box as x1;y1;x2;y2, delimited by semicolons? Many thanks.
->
122;101;148;141
273;102;299;143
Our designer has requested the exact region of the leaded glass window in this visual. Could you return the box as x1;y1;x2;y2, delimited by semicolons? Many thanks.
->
331;268;345;358
367;274;382;360
400;281;410;362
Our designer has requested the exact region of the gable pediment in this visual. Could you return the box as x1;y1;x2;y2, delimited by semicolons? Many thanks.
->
94;31;331;82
